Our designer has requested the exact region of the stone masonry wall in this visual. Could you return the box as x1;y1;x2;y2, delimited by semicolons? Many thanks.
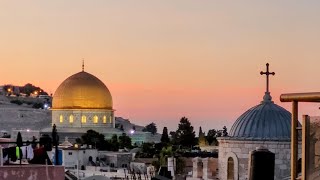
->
218;139;301;180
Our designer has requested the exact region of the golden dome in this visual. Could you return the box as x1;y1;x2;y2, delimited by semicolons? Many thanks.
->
52;71;112;109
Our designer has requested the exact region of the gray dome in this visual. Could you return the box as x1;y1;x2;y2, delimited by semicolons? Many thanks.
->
229;92;298;141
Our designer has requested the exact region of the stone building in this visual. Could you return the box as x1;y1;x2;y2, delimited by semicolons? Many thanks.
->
218;64;301;180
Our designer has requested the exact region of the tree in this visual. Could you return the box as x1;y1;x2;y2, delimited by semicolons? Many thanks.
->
81;130;106;150
109;134;119;151
16;132;23;164
198;126;203;137
173;117;196;148
161;127;170;144
143;122;157;134
222;126;228;137
118;133;132;149
198;126;207;146
206;129;217;145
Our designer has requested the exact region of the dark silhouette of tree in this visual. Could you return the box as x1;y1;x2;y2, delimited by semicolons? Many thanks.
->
16;132;23;164
222;126;228;137
16;132;23;147
161;127;170;144
118;133;132;149
110;134;119;151
206;129;217;145
81;130;106;150
199;126;203;137
198;126;207;146
143;122;157;134
173;117;196;148
135;143;157;158
216;130;222;137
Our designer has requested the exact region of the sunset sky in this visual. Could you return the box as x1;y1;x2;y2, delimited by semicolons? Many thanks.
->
1;1;320;133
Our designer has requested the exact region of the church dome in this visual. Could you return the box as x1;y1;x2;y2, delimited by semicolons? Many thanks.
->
52;71;112;110
229;92;293;141
229;63;300;141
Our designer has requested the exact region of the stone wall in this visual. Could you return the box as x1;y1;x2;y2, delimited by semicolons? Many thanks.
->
218;139;301;180
0;165;65;180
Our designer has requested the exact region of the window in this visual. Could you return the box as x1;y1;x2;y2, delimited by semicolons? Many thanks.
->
59;115;63;123
93;115;98;124
81;115;87;123
68;152;73;155
69;115;74;123
227;157;234;180
103;116;107;124
110;163;114;168
109;116;112;123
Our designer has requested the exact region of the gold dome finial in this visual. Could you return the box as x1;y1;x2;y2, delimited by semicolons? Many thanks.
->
82;58;85;72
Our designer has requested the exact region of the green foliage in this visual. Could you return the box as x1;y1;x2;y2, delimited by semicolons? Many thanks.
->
160;146;173;166
173;117;197;148
135;142;157;158
142;122;157;134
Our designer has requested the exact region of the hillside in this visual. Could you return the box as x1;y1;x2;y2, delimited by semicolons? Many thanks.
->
0;95;147;136
0;95;51;134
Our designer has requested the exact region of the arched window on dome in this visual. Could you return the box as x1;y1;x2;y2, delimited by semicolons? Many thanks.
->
59;115;63;123
103;116;107;124
69;115;74;123
93;115;98;124
81;115;87;123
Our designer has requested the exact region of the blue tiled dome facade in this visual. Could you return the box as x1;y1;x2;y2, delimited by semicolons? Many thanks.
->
229;92;297;141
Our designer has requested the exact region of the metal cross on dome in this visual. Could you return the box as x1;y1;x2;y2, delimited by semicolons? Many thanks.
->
82;58;85;72
260;63;275;93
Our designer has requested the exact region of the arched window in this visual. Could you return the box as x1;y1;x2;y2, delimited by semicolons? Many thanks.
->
103;116;107;124
81;115;87;123
227;157;235;180
59;115;63;123
69;115;74;123
93;115;98;124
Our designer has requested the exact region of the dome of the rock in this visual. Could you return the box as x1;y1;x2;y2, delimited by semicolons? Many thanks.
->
52;71;112;109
